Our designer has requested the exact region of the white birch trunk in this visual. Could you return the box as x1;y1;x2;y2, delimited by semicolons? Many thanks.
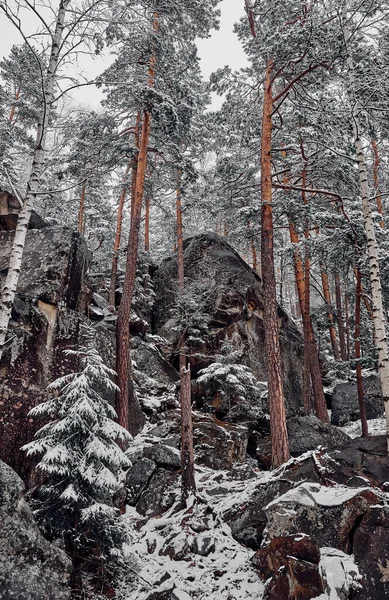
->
0;0;70;360
342;4;389;451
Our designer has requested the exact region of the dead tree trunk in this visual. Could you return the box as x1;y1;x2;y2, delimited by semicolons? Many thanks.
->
0;0;70;360
115;13;158;434
261;61;289;467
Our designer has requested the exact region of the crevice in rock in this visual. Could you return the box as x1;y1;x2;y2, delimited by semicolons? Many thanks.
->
346;512;365;555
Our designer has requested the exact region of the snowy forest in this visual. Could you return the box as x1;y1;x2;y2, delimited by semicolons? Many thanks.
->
0;0;389;599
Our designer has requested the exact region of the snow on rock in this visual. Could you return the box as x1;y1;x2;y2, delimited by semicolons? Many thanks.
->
313;548;362;600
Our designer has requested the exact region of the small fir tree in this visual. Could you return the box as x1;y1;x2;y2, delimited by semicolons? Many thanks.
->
22;333;130;593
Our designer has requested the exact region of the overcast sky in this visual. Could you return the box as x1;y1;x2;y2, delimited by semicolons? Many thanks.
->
0;0;247;109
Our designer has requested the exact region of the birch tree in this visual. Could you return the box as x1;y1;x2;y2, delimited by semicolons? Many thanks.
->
341;1;389;450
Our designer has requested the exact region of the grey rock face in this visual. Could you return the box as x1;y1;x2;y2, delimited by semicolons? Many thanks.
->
331;374;384;426
194;418;248;470
136;468;179;517
0;460;71;600
287;415;351;455
152;232;304;415
143;444;181;469
126;458;157;505
0;227;89;309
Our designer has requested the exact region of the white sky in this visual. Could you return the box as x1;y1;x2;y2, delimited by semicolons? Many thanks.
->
0;0;247;110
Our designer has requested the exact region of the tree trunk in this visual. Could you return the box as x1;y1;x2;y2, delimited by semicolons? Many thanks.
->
261;61;289;467
0;0;70;360
9;87;20;124
334;271;347;360
344;290;351;360
115;13;158;434
77;180;87;234
343;7;389;451
180;362;195;502
108;158;132;308
288;220;328;422
371;138;384;228
176;170;196;500
355;269;369;437
320;265;340;360
145;195;150;252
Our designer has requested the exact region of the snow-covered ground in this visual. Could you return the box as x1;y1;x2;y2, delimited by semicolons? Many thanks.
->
116;443;366;599
340;415;386;438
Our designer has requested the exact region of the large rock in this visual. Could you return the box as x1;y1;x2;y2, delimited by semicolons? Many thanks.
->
224;455;324;549
352;506;389;600
331;374;384;426
153;233;304;415
0;460;71;599
263;482;380;552
193;417;248;470
0;227;115;478
0;227;90;309
136;468;179;517
255;415;350;468
253;535;323;600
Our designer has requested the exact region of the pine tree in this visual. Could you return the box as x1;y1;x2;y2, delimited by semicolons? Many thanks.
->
22;331;130;594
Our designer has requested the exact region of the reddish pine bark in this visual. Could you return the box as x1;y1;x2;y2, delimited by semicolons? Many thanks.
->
145;195;150;252
261;62;289;467
115;14;158;434
108;158;132;308
320;265;340;360
288;219;328;422
355;269;369;437
77;180;87;234
344;291;351;360
335;271;347;360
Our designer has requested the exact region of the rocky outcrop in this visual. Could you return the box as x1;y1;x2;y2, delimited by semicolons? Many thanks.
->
0;227;104;478
331;374;384;426
0;460;71;599
153;232;304;415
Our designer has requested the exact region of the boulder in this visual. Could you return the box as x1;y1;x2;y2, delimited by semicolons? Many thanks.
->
152;232;304;415
252;535;323;600
330;435;389;489
255;415;350;467
331;374;384;426
191;535;215;557
0;460;71;599
287;415;350;455
143;444;181;469
160;532;189;561
193;417;248;470
264;482;380;552
136;468;179;517
224;455;324;549
352;506;389;600
126;458;157;505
